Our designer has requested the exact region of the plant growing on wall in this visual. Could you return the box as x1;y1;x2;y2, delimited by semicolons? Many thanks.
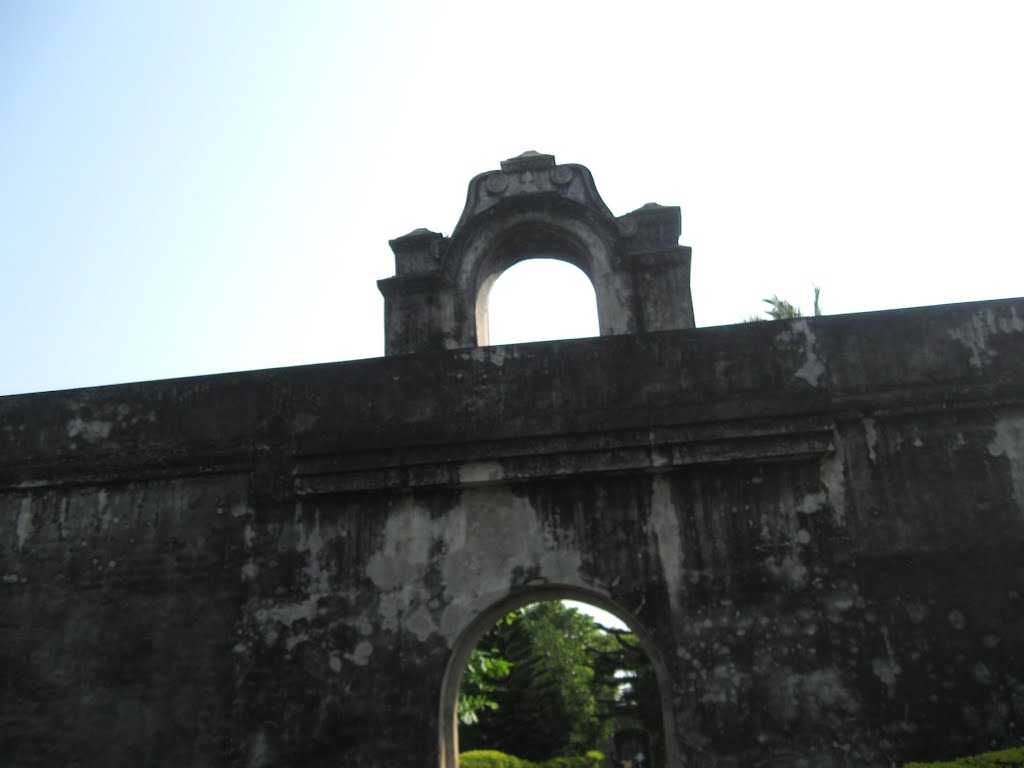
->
745;286;822;321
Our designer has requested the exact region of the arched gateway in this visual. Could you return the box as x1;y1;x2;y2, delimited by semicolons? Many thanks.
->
377;150;694;353
437;585;678;768
2;153;1024;767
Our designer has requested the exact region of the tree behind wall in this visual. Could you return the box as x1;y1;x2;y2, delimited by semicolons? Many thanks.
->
460;602;615;760
747;287;822;322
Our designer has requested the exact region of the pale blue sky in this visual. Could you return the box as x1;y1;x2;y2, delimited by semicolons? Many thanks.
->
2;1;1023;396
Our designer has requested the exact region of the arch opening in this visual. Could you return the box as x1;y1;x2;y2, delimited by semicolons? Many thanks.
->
477;258;600;347
439;589;675;768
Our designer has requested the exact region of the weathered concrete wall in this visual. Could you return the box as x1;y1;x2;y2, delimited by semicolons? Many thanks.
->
2;299;1024;767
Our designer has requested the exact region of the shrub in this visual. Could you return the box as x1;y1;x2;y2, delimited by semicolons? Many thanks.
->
905;747;1024;767
460;750;535;768
459;750;605;768
540;751;605;768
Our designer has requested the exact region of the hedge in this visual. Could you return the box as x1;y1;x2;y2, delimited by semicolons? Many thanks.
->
905;747;1024;767
540;754;604;768
459;751;532;768
459;750;604;768
460;745;1024;768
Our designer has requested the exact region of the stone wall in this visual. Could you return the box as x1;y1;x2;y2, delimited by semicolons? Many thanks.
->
2;298;1024;767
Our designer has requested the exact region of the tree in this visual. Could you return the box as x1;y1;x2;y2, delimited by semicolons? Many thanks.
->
459;602;665;763
746;286;822;321
461;603;616;760
762;294;802;319
588;628;664;768
459;645;512;725
460;610;520;725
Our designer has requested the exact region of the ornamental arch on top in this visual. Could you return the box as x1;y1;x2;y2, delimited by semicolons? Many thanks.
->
378;151;696;355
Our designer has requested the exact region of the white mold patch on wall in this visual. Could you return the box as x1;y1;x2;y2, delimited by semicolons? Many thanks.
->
358;489;589;648
366;498;450;594
246;729;271;768
365;495;467;637
650;475;684;616
405;604;438;642
252;596;321;649
761;666;859;727
872;625;902;699
948;307;1024;371
294;503;330;593
701;661;750;706
767;554;809;590
469;346;510;368
231;502;253;518
818;430;848;526
15;496;33;551
863;417;880;465
795;490;827;516
290;412;318;433
345;639;373;666
778;320;826;387
65;417;112;443
96;488;113;533
457;461;505;485
988;412;1024;508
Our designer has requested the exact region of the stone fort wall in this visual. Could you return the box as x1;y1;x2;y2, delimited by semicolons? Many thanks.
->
3;153;1024;767
2;299;1023;766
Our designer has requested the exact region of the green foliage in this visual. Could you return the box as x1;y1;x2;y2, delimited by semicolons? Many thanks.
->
588;627;663;765
459;646;512;724
904;747;1024;767
459;750;605;768
460;602;655;761
744;286;823;322
467;602;607;758
539;751;605;768
763;294;803;319
459;749;534;768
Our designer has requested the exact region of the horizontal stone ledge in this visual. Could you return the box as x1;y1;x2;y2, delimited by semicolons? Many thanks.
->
289;383;1024;460
3;393;1016;493
293;430;835;496
292;412;834;472
0;455;252;492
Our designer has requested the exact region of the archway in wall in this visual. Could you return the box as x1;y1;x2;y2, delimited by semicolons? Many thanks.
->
440;590;674;768
479;259;600;346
